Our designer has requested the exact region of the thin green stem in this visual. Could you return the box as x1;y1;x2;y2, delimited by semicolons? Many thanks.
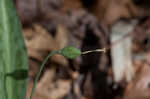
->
30;50;60;99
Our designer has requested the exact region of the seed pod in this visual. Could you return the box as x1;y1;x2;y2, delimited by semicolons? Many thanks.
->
60;46;81;59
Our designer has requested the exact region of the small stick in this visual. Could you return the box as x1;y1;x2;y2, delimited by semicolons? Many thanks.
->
82;48;106;55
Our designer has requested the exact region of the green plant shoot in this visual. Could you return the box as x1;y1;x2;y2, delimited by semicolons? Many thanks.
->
30;46;105;99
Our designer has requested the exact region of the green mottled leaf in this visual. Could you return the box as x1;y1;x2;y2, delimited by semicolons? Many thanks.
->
0;0;28;99
60;46;81;59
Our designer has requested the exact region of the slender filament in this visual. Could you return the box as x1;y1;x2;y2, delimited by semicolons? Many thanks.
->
82;48;106;55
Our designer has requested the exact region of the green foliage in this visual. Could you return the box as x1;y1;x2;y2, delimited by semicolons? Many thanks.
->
0;0;28;99
60;46;81;59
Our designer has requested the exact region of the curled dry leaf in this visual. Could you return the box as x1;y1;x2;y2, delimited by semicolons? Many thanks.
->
36;69;71;99
24;24;59;61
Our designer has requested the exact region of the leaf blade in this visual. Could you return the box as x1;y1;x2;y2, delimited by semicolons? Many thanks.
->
0;0;28;99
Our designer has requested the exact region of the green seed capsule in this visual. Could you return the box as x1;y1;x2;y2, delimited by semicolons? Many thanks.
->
60;46;81;59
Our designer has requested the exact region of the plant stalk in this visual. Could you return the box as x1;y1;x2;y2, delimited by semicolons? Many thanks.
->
30;50;60;99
